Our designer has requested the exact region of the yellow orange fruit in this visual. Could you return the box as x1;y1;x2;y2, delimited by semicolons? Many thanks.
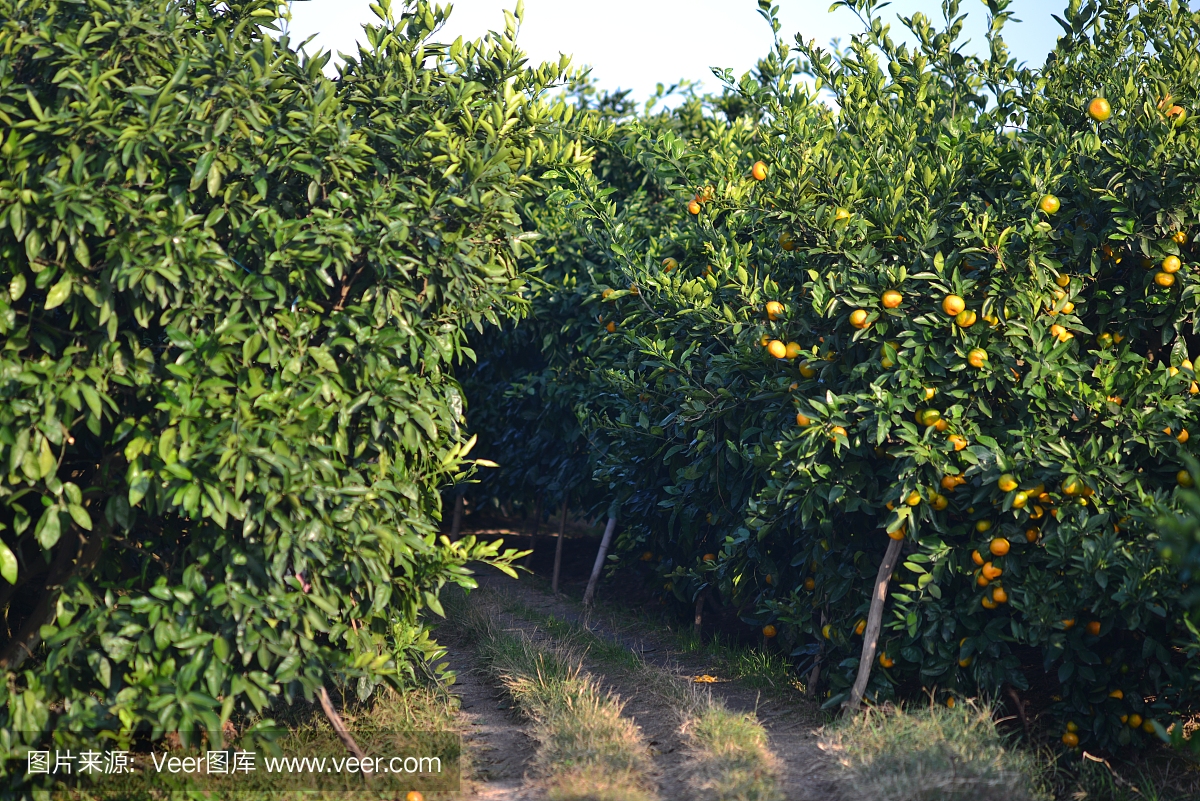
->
767;340;787;359
1163;255;1182;273
956;309;978;328
1062;732;1079;747
855;619;866;635
975;520;992;534
882;289;903;308
878;653;894;668
1178;470;1195;488
991;586;1008;604
1086;620;1101;636
799;361;817;378
766;300;785;320
942;294;966;316
661;257;678;272
805;578;816;591
1155;271;1176;287
785;342;802;359
1062;618;1075;629
887;524;906;541
971;550;985;566
688;200;701;215
982;562;1002;580
606;321;616;333
948;435;968;451
779;231;796;251
1128;713;1143;728
967;348;988;368
1174;231;1189;245
1109;689;1124;699
751;160;768;181
1025;528;1040;543
1087;97;1112;122
998;473;1019;492
1039;194;1061;214
989;537;1010;556
849;309;870;329
762;624;777;638
1055;273;1072;288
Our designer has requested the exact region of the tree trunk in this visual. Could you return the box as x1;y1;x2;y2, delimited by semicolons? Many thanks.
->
583;513;618;607
551;497;569;594
318;686;366;761
449;491;464;540
693;590;706;640
524;495;542;569
844;536;904;713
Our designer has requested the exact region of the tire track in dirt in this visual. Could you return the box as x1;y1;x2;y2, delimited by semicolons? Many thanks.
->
476;572;844;801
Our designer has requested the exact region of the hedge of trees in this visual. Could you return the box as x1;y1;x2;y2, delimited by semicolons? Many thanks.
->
467;0;1200;752
0;0;579;786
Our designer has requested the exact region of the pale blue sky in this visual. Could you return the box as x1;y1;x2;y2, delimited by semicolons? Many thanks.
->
284;1;1083;100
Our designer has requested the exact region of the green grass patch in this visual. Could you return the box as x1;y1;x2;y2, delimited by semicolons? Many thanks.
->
821;699;1049;801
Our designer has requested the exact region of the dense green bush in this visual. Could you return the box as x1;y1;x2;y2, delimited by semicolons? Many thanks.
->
477;0;1200;752
0;0;578;782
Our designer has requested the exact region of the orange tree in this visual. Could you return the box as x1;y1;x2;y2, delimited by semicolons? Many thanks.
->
0;0;576;784
531;0;1200;752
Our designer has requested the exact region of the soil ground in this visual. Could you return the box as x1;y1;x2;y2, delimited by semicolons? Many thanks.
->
438;506;844;800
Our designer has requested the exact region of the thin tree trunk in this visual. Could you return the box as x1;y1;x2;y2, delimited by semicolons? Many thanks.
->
693;590;706;640
583;513;618;607
844;537;904;713
551;498;569;594
449;491;464;540
524;495;542;569
318;687;366;761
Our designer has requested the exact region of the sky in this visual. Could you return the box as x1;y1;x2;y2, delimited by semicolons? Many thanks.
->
284;1;1070;101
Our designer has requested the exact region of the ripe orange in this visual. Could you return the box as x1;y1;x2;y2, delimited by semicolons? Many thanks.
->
1025;528;1040;543
942;294;965;316
785;342;802;359
887;524;906;541
932;493;948;510
606;321;616;333
917;409;942;427
955;309;978;327
924;387;936;400
1109;689;1124;699
971;550;985;566
406;792;425;801
948;435;967;451
765;574;774;585
882;289;903;308
1128;713;1143;728
1055;273;1072;288
751;161;768;181
1174;231;1189;245
1168;105;1186;120
702;553;716;562
855;619;866;635
1155;271;1176;287
798;361;817;378
831;425;848;439
878;653;894;668
661;257;678;272
989;537;1010;556
1039;194;1061;214
976;520;992;534
1086;620;1101;636
762;624;777;638
967;348;988;368
991;586;1008;604
1062;732;1079;747
1143;719;1157;733
905;491;922;506
804;577;815;591
981;597;998;609
1062;477;1083;496
688;200;701;215
601;288;614;299
998;473;1018;492
766;300;785;320
1062;618;1075;629
849;309;870;329
947;696;956;707
982;562;1002;580
977;573;990;587
1087;97;1112;122
779;231;796;251
1179;428;1190;443
934;419;948;432
640;551;654;561
958;656;972;667
1178;470;1195;488
1163;255;1182;273
767;340;787;359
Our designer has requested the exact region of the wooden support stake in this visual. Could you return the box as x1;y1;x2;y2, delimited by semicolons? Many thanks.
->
844;536;904;714
524;495;542;568
583;513;618;607
449;491;464;540
318;686;366;762
551;498;569;594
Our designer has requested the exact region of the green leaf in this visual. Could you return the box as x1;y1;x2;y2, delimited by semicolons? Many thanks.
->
0;540;17;585
44;274;73;310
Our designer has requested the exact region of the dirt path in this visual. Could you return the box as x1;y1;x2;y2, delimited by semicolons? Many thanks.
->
451;570;843;801
439;632;541;800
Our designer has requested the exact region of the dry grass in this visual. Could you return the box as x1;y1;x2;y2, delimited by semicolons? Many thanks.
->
821;699;1050;801
498;594;783;801
452;594;657;801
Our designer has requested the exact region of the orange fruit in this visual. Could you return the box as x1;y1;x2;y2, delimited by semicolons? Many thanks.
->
641;551;653;561
991;586;1008;604
977;573;990;587
1179;428;1190;443
1039;194;1061;214
830;425;847;439
958;656;972;667
1109;689;1124;699
1162;255;1182;273
967;348;988;368
606;321;616;333
955;309;978;327
981;597;998;609
1055;273;1072;288
1155;271;1176;287
947;696;956;707
804;577;816;591
882;289;903;308
767;340;787;359
975;520;992;534
688;200;701;215
916;409;941;427
1062;477;1083;496
702;553;716;562
1168;105;1186;120
904;491;922;506
942;294;966;316
661;257;678;272
762;624;777;638
779;231;796;251
948;435;967;451
1178;470;1195;488
1087;97;1112;122
887;524;906;541
1174;231;1189;245
934;419;948;432
765;574;774;585
1062;732;1079;747
855;619;866;635
1086;620;1101;636
751;161;768;181
971;550;985;566
1062;618;1075;629
1025;528;1040;543
766;300;785;320
878;653;894;668
796;412;811;427
798;361;817;378
785;342;802;359
998;473;1018;492
982;562;1003;580
407;792;425;801
989;537;1010;556
1128;713;1143;728
849;309;870;329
